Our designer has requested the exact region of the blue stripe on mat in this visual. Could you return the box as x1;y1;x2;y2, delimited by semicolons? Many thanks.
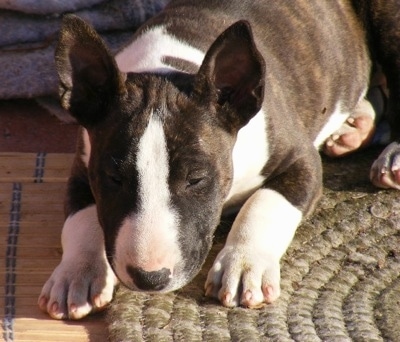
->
2;183;22;342
34;152;46;183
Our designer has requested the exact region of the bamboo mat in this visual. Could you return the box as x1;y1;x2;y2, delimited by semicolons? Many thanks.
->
0;153;108;342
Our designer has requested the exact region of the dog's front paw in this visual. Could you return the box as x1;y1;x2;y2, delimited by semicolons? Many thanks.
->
38;256;116;320
205;245;280;308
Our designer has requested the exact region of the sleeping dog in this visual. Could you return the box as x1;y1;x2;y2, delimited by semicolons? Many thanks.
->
38;0;400;319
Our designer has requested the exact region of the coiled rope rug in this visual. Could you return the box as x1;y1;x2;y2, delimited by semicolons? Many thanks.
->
107;147;400;342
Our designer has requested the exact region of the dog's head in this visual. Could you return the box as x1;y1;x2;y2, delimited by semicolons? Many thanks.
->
56;15;265;292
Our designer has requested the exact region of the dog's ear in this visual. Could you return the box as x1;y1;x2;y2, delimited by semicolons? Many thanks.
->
195;20;265;128
55;14;126;128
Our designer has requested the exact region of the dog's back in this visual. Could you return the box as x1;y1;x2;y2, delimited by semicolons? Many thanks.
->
122;0;370;143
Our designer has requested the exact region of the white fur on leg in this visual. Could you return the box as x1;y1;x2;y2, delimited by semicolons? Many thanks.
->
38;205;117;320
205;188;302;308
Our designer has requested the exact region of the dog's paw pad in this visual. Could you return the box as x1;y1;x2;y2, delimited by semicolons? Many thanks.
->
240;289;264;308
372;167;400;189
68;302;93;320
370;142;400;190
45;300;70;320
324;115;375;157
205;246;281;308
37;296;48;312
323;96;376;158
39;258;115;320
92;291;113;312
220;291;237;307
38;295;63;319
262;284;280;303
39;277;93;320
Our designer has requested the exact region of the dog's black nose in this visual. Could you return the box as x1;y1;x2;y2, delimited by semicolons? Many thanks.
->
127;266;171;291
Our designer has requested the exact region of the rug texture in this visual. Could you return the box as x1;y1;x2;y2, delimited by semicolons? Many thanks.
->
107;148;400;342
0;153;107;342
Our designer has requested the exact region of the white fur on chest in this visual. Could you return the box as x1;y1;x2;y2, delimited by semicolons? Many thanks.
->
224;110;269;211
115;26;205;73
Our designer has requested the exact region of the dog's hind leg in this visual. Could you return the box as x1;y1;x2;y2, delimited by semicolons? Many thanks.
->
353;0;400;188
323;97;377;157
323;68;388;157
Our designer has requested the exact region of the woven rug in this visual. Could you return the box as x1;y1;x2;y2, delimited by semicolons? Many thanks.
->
107;148;400;342
0;153;107;342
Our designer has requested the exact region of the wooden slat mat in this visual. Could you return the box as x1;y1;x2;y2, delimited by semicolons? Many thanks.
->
108;148;400;341
0;153;107;342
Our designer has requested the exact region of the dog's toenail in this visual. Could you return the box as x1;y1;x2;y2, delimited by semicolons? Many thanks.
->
205;283;213;296
38;297;47;307
222;292;232;304
51;302;59;313
244;290;253;301
93;295;104;308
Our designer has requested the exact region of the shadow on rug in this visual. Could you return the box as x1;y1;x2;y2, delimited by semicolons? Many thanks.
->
107;147;400;341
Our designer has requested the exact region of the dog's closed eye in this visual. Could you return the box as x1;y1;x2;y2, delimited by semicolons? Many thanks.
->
186;170;209;189
107;172;123;186
187;176;204;187
104;156;125;186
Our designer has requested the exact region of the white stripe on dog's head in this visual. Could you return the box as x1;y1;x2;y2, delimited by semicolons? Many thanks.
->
136;109;176;225
114;109;181;286
115;26;205;74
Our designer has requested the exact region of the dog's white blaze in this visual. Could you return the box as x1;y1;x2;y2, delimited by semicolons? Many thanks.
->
114;111;180;276
115;26;205;73
226;188;302;259
224;109;269;210
81;128;91;167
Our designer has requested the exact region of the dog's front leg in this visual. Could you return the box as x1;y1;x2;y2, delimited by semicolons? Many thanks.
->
206;151;322;308
38;203;117;320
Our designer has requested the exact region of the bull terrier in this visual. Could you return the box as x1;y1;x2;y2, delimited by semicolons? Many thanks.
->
38;0;400;319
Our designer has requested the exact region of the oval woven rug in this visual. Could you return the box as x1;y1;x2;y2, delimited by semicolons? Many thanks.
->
107;148;400;342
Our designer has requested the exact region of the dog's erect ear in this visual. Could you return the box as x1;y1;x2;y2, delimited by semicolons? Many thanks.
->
195;20;265;128
56;14;126;128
